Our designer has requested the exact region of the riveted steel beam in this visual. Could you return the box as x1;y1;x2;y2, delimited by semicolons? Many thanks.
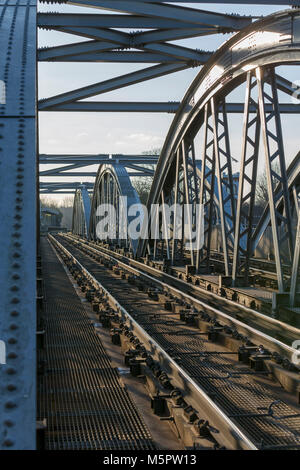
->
39;101;182;112
39;154;159;164
65;1;252;30
37;13;221;30
0;0;37;450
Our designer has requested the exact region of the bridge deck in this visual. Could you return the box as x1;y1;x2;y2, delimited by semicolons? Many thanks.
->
38;237;155;450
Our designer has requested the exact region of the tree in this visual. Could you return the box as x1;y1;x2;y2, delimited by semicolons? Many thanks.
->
132;148;161;205
133;177;153;205
255;172;269;209
255;163;280;209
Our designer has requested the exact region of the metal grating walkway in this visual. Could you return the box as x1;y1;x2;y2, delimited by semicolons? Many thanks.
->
38;237;155;450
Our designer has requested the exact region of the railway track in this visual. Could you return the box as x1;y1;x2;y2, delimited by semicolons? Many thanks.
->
48;233;300;450
59;233;300;346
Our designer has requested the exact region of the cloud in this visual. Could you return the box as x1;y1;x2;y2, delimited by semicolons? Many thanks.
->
126;133;163;144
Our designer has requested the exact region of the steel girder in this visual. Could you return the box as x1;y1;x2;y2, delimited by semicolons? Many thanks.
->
54;0;300;4
89;164;143;255
72;186;91;237
39;182;94;194
139;10;300;301
251;152;300;303
37;2;253;114
39;154;158;178
0;0;37;450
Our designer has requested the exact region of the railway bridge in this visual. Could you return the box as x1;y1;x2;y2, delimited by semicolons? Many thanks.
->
1;0;300;451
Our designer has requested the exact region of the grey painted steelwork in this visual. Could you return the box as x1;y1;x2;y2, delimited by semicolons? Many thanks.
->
0;0;37;450
40;182;94;194
72;186;91;237
89;163;143;255
37;2;253;115
39;102;181;113
39;154;158;178
140;10;300;304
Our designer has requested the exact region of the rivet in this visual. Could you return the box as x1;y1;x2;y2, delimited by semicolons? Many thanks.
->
5;401;16;409
3;420;14;428
7;353;17;359
10;311;19;317
3;439;14;447
8;338;17;345
10;286;19;292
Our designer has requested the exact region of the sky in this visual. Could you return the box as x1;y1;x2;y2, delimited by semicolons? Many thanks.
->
38;2;296;202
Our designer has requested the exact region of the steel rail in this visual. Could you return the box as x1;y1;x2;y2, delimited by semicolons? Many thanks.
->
48;233;258;451
61;233;300;363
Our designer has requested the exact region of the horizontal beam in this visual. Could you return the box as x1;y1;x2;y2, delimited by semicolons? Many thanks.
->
41;172;98;177
38;101;300;114
49;0;297;3
40;171;151;177
38;0;298;4
38;41;212;63
39;101;182;113
227;102;300;114
37;13;233;30
39;154;159;164
49;25;219;45
38;63;189;109
64;1;252;29
40;182;94;189
39;51;183;64
38;41;120;60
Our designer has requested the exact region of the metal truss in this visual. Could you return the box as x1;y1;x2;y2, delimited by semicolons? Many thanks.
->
72;185;91;237
89;163;143;255
39;154;158;178
38;2;300;191
232;72;260;286
139;9;300;304
256;66;294;292
0;0;37;450
37;1;254;114
40;182;94;194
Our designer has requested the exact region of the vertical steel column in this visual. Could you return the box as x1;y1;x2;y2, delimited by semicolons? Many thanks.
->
196;102;216;271
0;0;37;450
256;66;293;292
182;139;195;265
171;149;180;265
232;72;260;285
161;190;170;259
290;213;300;307
211;97;236;276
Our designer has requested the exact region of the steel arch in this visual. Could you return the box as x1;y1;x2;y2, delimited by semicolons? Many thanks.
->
89;163;143;255
72;185;91;237
139;9;300;297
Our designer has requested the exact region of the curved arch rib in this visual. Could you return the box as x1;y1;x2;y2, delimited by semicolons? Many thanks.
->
72;185;91;237
89;163;143;256
139;9;300;297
